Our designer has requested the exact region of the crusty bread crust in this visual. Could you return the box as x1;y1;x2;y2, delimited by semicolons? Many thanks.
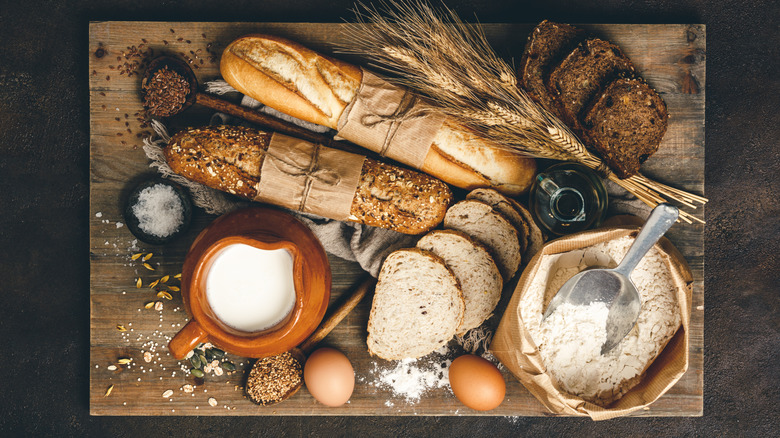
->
164;126;451;235
220;34;363;129
221;34;537;196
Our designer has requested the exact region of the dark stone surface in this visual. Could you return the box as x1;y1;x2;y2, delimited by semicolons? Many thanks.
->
0;0;777;435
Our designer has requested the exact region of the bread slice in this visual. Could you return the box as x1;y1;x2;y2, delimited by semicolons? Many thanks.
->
518;20;586;117
367;248;464;360
417;230;502;333
547;38;635;129
582;77;669;178
443;199;521;280
507;198;545;263
465;188;530;255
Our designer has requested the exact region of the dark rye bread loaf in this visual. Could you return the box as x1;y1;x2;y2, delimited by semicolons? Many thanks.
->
518;20;585;117
582;77;669;178
164;125;452;234
547;38;636;130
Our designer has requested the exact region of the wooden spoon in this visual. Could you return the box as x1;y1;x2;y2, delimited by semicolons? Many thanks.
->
140;55;368;156
244;274;375;406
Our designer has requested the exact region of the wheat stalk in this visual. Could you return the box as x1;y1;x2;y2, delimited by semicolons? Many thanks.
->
340;1;707;223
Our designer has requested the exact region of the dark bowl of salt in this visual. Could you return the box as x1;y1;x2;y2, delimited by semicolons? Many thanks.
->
124;178;193;245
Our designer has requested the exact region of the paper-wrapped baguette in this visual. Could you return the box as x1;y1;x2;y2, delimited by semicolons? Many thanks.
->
164;125;453;235
220;34;537;197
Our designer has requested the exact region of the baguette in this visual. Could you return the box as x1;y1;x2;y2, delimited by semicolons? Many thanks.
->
164;125;452;235
220;34;537;196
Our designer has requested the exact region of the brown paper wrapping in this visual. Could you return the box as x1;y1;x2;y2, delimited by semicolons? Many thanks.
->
255;133;365;221
491;226;693;421
336;69;445;169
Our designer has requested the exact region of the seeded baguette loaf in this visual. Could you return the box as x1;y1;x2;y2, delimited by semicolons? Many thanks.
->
417;230;502;334
220;34;537;196
367;248;465;360
518;20;586;118
582;77;669;178
164;125;452;235
547;38;636;130
443;199;522;281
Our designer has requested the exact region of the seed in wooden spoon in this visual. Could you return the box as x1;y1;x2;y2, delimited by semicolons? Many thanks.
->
245;352;302;406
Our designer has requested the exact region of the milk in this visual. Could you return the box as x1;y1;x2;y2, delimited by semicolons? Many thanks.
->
205;243;296;332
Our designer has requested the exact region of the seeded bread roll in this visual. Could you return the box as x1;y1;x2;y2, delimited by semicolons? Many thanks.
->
220;34;537;196
164;125;452;235
417;230;502;334
443;199;522;281
367;248;465;360
582;77;669;178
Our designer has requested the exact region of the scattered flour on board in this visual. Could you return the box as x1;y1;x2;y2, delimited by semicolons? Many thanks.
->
368;345;452;403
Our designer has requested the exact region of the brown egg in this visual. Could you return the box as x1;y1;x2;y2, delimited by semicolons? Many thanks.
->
449;354;506;411
303;347;355;407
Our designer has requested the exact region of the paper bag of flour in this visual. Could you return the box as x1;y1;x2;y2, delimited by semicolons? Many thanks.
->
491;226;693;420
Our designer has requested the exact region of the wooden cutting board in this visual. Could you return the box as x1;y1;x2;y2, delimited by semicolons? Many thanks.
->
89;21;705;416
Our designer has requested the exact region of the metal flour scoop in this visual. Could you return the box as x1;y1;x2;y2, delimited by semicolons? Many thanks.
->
543;204;679;354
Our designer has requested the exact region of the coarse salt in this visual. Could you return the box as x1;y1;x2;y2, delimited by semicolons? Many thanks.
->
131;184;183;238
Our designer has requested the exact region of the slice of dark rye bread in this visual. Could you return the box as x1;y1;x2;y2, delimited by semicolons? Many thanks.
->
582;77;669;178
367;248;465;360
547;38;636;131
518;20;586;117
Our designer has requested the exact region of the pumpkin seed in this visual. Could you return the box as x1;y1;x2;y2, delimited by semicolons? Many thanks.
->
204;349;214;361
144;301;155;309
143;253;153;261
104;384;114;397
211;348;225;358
160;275;170;283
157;291;173;300
131;253;143;260
198;354;208;366
117;358;132;365
220;361;236;371
191;368;204;378
116;324;126;332
136;278;142;288
143;262;155;271
167;285;180;292
190;355;202;369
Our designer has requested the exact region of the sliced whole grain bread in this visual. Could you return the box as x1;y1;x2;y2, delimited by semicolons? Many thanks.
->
547;38;636;130
518;20;586;117
367;248;464;360
417;230;503;334
507;198;546;263
582;77;669;178
443;199;521;281
465;188;530;256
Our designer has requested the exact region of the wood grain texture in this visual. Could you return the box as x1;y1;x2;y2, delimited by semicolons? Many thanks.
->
89;22;704;416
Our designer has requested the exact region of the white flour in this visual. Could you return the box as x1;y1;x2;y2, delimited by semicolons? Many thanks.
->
521;236;681;405
368;345;452;403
